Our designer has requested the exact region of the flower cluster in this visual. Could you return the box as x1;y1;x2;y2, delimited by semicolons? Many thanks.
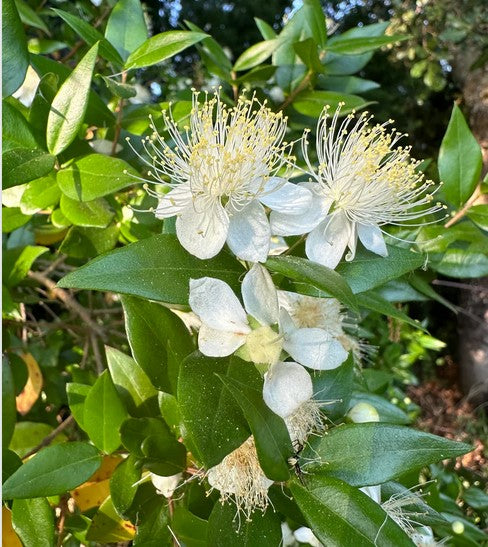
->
138;92;443;541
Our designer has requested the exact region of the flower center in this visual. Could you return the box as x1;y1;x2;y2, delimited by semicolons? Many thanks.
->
237;325;282;365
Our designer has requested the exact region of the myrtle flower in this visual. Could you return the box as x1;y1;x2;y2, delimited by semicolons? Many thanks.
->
271;105;443;269
135;91;312;261
206;436;273;519
189;264;347;370
263;361;324;446
150;472;182;498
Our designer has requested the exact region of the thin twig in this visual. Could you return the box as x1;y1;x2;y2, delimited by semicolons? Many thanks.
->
433;279;486;292
111;71;127;156
90;332;104;374
278;70;313;111
444;185;481;228
23;416;75;459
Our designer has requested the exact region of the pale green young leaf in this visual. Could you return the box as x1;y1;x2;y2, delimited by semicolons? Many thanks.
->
105;0;148;61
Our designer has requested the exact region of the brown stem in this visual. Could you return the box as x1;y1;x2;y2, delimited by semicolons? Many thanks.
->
444;185;481;228
23;416;75;460
278;70;313;111
231;70;239;102
111;71;127;156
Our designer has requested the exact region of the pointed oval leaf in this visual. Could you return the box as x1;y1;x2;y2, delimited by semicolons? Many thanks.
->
233;40;278;72
3;148;56;189
105;0;148;61
12;497;55;547
59;194;114;228
47;42;99;155
2;442;102;499
2;0;29;97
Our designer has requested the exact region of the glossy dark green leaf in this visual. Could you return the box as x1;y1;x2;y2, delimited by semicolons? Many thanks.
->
350;392;410;424
52;9;123;66
106;346;158;417
3;101;38;151
356;291;426;330
3;245;48;287
438;104;483;207
178;353;253;467
207;502;282;547
105;0;148;61
14;0;49;33
110;455;141;519
30;54;114;126
303;423;472;486
218;375;292;481
291;476;414;546
84;370;127;454
266;255;358;311
132;494;171;546
326;34;409;55
57;153;137;201
2;0;29;97
2;442;102;499
125;31;207;69
3;449;23;484
122;295;193;393
66;382;91;429
46;42;99;155
57;234;244;305
59;194;114;228
311;352;354;421
20;173;60;214
2;356;16;447
12;497;55;547
59;224;119;259
292;90;370;117
233;40;278;71
3;148;56;189
172;506;207;547
336;245;424;294
28;73;59;142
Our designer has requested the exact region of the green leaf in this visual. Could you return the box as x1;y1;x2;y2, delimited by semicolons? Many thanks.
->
46;42;99;155
292;90;370;117
14;0;49;34
178;353;253;467
350;392;410;424
110;455;141;519
57;234;244;305
66;382;91;429
303;423;471;486
12;497;55;547
106;346;158;417
3;148;56;189
356;291;425;330
3;100;38;151
3;449;23;484
59;194;114;228
467;204;488;230
312;352;354;421
125;31;208;69
2;356;16;447
408;274;457;313
326;35;409;55
255;17;277;40
86;495;136;542
2;0;29;97
132;494;171;546
290;476;414;546
431;248;488;278
84;370;127;454
319;74;380;94
52;9;123;66
438;104;483;207
59;224;119;259
172;506;208;547
233;65;277;85
2;207;31;233
121;295;193;393
218;375;292;481
28;73;59;142
266;255;358;311
9;422;66;459
96;74;137;98
207;502;282;547
105;0;148;61
336;245;424;294
293;38;325;73
3;245;48;287
20;173;60;214
57;153;137;201
233;40;278;71
30;54;114;126
2;442;101;499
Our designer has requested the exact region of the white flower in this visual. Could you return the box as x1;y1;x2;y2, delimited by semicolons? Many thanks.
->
263;361;324;446
271;105;443;269
189;264;347;370
136;91;312;261
207;436;273;519
348;402;380;423
150;472;182;498
294;526;322;546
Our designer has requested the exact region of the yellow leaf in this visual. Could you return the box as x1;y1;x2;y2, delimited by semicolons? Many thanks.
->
2;507;22;547
15;353;43;415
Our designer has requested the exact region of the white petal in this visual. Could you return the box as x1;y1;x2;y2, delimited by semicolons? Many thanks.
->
154;184;192;219
151;473;182;497
305;213;350;269
357;223;388;257
360;485;381;504
198;324;247;357
263;361;313;418
278;307;296;334
259;177;312;214
283;328;348;370
294;527;321;547
176;200;229;259
242;264;279;326
226;200;270;262
189;277;250;332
